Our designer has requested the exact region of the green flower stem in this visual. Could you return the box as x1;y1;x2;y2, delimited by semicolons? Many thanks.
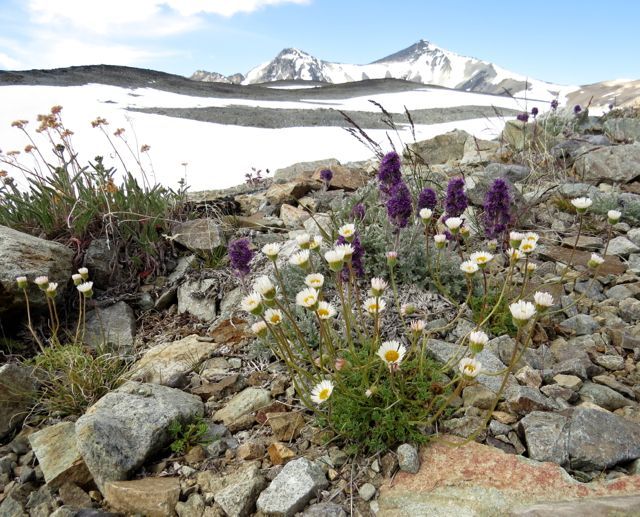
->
272;261;290;305
335;273;355;353
22;289;45;353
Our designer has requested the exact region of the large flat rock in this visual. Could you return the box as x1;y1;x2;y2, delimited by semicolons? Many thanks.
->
377;438;640;516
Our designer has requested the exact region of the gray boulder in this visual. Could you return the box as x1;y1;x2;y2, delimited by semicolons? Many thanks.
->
84;302;136;354
426;339;517;394
273;158;340;184
171;218;225;254
604;118;640;143
0;364;36;439
75;381;203;490
567;408;640;471
406;129;470;164
574;143;640;183
83;239;121;289
0;225;74;315
256;457;328;516
518;412;570;464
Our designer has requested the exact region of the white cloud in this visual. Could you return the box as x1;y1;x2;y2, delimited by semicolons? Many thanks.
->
27;0;310;34
0;52;22;69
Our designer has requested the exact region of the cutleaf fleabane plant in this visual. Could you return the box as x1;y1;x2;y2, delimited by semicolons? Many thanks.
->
227;150;621;454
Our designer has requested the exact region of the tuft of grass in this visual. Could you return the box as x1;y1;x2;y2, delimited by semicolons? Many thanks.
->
29;343;127;416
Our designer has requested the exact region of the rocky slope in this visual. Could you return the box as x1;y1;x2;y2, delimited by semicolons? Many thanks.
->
2;108;640;516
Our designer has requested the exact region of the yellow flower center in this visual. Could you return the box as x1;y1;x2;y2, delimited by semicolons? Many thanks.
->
270;315;281;324
368;303;378;312
465;365;476;374
318;388;330;400
477;257;487;263
384;350;400;363
318;308;329;317
304;295;315;305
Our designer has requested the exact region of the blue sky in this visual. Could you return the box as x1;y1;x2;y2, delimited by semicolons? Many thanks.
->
0;0;638;85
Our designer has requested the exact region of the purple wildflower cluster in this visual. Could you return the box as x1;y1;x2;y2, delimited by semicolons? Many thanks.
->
444;177;468;218
337;234;364;280
531;107;539;118
551;99;559;111
351;203;366;222
574;104;582;115
417;187;437;210
516;112;530;123
483;178;512;239
378;151;402;196
228;238;253;278
386;180;413;231
320;168;333;185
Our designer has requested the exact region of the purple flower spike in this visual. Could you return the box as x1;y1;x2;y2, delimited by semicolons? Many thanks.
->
386;180;413;231
574;104;582;114
417;187;437;210
378;151;402;196
320;168;333;184
483;178;512;239
228;238;253;278
351;203;366;222
551;99;559;111
516;112;530;122
531;107;539;117
444;177;468;218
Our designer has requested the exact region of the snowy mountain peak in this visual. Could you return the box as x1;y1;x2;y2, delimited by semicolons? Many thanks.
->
192;39;567;101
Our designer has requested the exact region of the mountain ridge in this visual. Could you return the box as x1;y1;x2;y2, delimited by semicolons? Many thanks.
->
192;39;568;101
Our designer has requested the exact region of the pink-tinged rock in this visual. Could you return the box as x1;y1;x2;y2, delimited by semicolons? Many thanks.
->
377;438;640;516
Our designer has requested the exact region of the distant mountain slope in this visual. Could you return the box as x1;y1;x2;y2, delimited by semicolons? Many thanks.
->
197;40;570;101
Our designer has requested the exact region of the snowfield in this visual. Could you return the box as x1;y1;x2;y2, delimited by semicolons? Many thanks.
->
0;82;537;191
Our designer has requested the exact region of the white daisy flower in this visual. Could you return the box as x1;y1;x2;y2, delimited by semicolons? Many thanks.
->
370;277;388;297
588;253;605;268
316;301;337;319
469;330;488;354
509;231;525;247
77;267;89;280
419;208;433;221
364;297;386;316
71;273;83;285
310;380;334;404
533;291;554;310
335;243;354;258
34;276;49;288
571;197;592;213
470;251;494;267
460;260;479;275
410;320;426;334
509;300;536;326
251;321;268;337
377;340;407;367
45;282;58;297
325;248;346;271
253;275;276;299
506;248;523;262
400;303;416;316
309;235;323;250
240;292;263;315
459;357;482;379
524;232;540;243
526;262;538;273
77;281;94;298
338;223;356;240
445;217;463;233
262;242;282;259
434;234;447;249
296;233;311;249
607;210;622;224
16;276;27;289
305;273;325;289
296;287;319;309
519;240;537;254
264;308;283;326
290;250;311;269
386;250;398;266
